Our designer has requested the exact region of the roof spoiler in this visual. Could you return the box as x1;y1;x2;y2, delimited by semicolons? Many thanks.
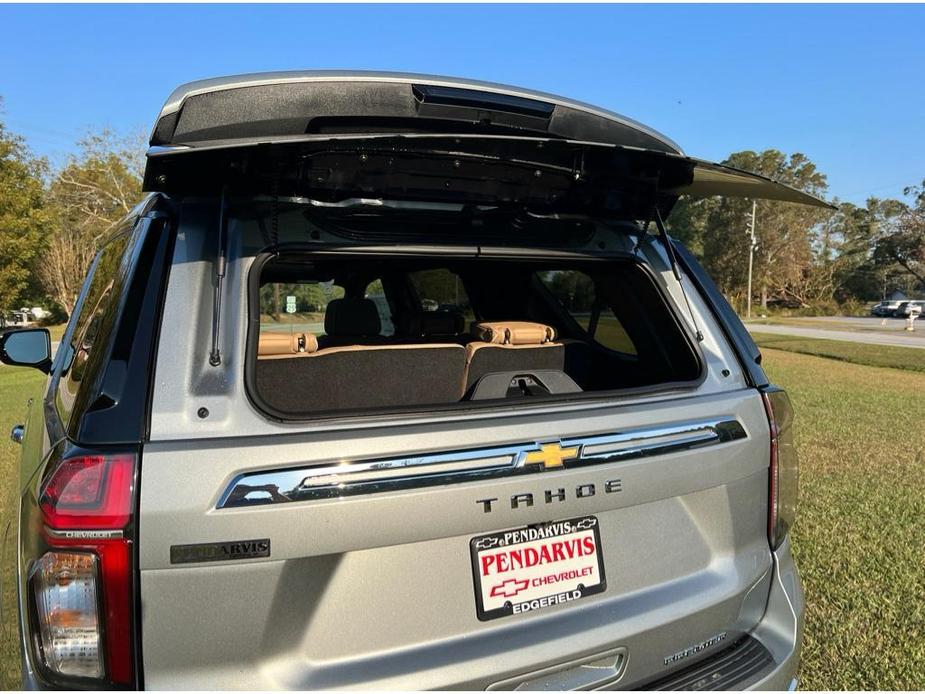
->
150;71;683;155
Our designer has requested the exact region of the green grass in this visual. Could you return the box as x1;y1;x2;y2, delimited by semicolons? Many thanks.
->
752;331;925;373
0;344;922;687
0;366;45;690
761;348;925;689
45;323;66;342
577;315;638;354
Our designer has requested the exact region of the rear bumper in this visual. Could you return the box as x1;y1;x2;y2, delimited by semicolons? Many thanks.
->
638;535;804;691
746;535;805;690
21;537;805;690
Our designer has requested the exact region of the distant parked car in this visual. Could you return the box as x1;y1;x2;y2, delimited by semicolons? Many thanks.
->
897;300;925;317
2;310;31;327
871;300;903;316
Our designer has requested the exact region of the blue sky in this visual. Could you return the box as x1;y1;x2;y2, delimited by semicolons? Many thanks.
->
1;3;923;204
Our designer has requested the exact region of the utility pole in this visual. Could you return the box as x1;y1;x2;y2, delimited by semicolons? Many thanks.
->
746;200;757;319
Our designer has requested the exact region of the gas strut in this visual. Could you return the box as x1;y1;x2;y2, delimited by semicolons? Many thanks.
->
209;187;229;366
653;206;704;342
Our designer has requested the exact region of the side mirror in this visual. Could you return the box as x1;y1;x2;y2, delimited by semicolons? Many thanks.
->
0;328;52;373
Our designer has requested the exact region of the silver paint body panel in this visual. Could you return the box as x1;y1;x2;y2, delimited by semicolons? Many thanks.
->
137;198;803;689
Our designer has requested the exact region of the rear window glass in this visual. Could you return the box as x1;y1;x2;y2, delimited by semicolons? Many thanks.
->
250;254;700;419
408;269;474;324
537;270;637;355
55;233;133;428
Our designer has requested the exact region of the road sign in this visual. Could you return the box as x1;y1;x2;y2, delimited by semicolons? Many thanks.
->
285;296;297;314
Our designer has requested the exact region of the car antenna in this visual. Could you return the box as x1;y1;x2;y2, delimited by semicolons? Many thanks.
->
208;185;230;366
653;206;704;342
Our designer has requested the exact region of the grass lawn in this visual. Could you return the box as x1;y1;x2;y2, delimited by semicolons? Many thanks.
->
762;349;925;688
0;341;922;687
752;331;925;374
45;323;67;343
0;366;45;689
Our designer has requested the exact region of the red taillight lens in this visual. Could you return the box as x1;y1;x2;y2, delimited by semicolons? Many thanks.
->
33;452;136;686
40;454;134;530
762;388;798;550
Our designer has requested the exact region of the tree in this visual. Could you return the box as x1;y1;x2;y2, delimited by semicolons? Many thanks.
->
871;181;925;291
0;107;50;313
669;150;830;309
542;271;594;312
825;198;907;301
664;194;711;258
40;130;144;313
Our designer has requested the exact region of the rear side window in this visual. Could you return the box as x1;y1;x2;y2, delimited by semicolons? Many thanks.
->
409;269;471;317
537;270;637;355
55;233;133;429
258;280;345;335
258;280;399;339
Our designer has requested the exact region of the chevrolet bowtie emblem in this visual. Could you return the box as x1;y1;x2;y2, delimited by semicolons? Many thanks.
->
523;442;580;470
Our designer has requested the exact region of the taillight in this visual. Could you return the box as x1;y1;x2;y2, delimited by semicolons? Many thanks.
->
32;552;103;678
761;388;798;550
30;452;137;686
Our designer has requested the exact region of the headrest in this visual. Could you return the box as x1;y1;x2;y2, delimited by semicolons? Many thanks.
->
324;298;381;337
258;332;319;356
411;310;465;337
472;321;556;345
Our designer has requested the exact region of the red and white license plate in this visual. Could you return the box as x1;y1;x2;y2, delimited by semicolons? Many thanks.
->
470;516;606;621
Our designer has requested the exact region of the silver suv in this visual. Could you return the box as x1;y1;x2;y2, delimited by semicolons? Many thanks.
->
1;72;826;690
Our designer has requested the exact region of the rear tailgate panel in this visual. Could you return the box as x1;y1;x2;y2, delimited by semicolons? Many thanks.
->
138;388;772;689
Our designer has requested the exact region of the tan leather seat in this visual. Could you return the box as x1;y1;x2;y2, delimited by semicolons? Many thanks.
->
464;321;564;393
318;298;388;348
258;331;319;358
256;342;467;415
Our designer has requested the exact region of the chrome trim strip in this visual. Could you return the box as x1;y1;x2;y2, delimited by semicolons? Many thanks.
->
217;417;746;508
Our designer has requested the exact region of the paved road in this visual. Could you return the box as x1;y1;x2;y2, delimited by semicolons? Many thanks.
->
788;315;925;335
746;320;925;350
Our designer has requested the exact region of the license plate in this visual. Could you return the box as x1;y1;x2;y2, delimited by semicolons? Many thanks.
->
470;515;606;621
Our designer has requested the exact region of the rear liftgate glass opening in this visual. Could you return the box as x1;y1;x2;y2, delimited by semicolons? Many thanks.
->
247;251;703;420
